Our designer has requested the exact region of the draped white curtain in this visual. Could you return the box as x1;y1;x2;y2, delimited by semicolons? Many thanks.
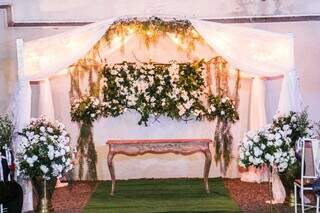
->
11;17;299;211
240;77;269;183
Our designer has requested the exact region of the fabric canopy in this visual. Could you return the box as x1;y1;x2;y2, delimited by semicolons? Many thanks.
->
11;16;301;211
13;17;301;124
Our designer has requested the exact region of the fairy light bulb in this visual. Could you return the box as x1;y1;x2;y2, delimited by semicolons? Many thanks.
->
128;27;134;34
191;29;199;38
146;31;153;36
112;35;122;44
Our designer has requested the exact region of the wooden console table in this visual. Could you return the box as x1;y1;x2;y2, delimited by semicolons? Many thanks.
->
106;139;212;195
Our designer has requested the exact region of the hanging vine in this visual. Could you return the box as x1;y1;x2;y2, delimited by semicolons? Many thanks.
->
209;57;241;174
69;59;103;180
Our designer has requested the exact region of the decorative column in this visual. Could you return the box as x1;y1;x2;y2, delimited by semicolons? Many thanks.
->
13;38;34;212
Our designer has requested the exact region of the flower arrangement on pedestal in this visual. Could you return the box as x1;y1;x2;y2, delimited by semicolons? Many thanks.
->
272;110;314;148
239;109;315;203
17;116;73;212
239;126;296;172
271;110;314;199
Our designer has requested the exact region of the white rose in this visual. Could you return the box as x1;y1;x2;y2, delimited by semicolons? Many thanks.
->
282;124;290;131
26;157;34;166
40;165;49;174
240;152;244;159
253;135;259;143
210;106;216;112
47;127;53;133
40;126;46;132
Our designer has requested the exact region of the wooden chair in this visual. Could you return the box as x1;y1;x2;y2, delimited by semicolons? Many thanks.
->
294;139;320;213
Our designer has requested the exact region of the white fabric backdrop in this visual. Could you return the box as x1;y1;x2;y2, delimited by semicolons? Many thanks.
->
11;16;299;211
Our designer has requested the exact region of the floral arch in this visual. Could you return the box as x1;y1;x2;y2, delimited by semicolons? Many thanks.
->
11;15;300;211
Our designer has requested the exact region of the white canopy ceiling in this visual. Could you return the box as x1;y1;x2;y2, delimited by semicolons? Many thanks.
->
22;17;294;80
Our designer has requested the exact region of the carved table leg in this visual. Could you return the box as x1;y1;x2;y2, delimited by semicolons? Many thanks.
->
107;151;116;196
203;149;212;194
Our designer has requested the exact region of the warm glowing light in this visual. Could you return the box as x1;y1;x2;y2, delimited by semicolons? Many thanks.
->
112;36;122;44
171;35;181;45
146;31;153;36
191;29;199;38
127;27;135;34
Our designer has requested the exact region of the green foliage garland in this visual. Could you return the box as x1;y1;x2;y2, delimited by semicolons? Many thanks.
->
101;16;203;55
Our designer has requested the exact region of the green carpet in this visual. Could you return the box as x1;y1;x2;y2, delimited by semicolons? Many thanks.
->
85;178;241;213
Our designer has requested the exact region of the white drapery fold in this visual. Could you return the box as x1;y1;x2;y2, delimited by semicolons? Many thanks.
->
38;79;55;120
23;19;115;80
277;70;302;113
190;20;294;77
249;77;267;130
241;77;269;183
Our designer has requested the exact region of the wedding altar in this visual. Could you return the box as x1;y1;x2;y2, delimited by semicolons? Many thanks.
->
10;15;300;211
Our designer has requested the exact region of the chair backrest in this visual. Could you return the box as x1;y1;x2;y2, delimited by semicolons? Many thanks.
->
301;139;320;179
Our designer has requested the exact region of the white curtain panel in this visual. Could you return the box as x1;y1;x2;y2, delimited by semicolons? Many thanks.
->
12;17;300;210
240;77;269;183
278;70;302;113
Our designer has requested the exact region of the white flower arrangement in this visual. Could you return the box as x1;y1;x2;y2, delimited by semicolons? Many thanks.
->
272;110;314;149
70;95;102;124
17;116;73;180
71;61;240;126
206;94;239;123
239;126;296;173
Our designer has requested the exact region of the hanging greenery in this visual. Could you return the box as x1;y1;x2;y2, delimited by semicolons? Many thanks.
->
209;57;241;174
101;16;203;55
69;60;102;180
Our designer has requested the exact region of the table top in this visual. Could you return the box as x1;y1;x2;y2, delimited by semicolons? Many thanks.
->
107;138;212;145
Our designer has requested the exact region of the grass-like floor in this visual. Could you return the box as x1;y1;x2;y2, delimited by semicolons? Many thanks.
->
85;178;241;213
